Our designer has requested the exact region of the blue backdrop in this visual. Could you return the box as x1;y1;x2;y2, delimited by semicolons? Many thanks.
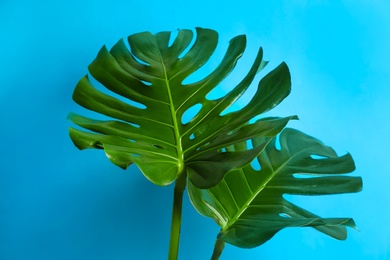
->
1;1;389;259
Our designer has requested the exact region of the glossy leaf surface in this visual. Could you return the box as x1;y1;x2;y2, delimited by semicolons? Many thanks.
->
68;28;293;188
188;128;362;248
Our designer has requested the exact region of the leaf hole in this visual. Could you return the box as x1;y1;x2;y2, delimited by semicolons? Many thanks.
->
246;139;254;150
206;86;228;100
189;133;195;140
219;102;243;116
129;122;140;128
310;154;328;160
293;174;315;179
130;153;141;158
181;103;202;124
141;80;152;87
129;100;147;109
250;158;261;171
182;71;206;85
275;134;281;150
153;144;164;149
279;213;290;218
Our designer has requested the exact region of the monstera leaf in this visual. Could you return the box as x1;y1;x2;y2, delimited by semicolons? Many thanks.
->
68;27;294;188
188;128;362;248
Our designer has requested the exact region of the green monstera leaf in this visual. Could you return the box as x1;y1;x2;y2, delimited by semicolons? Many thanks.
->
68;27;295;188
188;128;362;248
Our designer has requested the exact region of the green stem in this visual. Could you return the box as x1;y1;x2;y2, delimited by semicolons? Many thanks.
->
168;172;187;260
210;238;226;260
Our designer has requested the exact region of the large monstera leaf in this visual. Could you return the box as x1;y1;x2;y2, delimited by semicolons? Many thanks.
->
188;128;362;248
68;27;294;188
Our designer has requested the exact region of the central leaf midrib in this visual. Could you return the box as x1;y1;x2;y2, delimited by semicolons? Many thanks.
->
157;50;184;174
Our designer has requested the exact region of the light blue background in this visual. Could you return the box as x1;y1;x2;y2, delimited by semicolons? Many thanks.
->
1;1;389;259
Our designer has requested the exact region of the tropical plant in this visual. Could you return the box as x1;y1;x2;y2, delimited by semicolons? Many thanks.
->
67;27;362;259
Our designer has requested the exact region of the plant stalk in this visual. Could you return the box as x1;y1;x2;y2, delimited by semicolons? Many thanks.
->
168;172;187;260
210;238;225;260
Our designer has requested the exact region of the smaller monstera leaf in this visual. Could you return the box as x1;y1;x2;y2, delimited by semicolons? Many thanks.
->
68;27;293;188
188;128;362;248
